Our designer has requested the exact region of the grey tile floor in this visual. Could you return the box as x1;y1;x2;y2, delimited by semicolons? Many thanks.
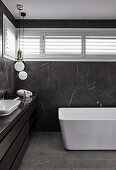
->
19;132;116;170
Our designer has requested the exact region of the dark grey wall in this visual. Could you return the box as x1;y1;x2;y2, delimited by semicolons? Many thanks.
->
0;0;15;93
0;58;15;92
16;19;116;28
16;62;116;131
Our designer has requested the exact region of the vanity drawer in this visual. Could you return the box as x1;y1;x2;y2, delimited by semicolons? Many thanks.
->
0;121;29;170
0;102;36;160
11;135;29;170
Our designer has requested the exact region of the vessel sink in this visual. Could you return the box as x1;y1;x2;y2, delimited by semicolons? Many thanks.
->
0;100;21;116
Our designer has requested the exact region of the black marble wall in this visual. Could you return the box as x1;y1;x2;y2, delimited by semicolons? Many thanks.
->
16;19;116;28
0;0;15;94
16;62;116;131
0;57;15;92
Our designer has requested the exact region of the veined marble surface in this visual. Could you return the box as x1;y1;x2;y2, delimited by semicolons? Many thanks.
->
16;62;116;131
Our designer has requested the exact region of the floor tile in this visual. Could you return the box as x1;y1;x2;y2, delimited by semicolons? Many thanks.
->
18;132;116;170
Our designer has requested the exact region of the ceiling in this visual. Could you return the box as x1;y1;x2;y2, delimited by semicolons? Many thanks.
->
2;0;116;19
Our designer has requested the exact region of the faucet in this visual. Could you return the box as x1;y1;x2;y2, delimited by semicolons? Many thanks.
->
96;100;102;107
0;90;5;100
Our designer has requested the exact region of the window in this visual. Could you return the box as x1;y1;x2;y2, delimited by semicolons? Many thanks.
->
20;36;40;59
45;35;82;56
86;36;116;55
19;29;116;61
3;15;16;60
3;23;116;61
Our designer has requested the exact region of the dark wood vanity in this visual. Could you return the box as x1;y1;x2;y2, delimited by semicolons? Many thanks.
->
0;96;36;170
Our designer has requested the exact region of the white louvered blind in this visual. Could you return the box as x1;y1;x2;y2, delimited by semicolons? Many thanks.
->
86;36;116;55
45;36;82;55
5;28;15;58
20;36;40;58
3;15;16;59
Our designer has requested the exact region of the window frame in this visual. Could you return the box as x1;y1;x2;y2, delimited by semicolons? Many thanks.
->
85;31;116;60
44;32;82;59
2;26;115;62
17;28;116;61
3;14;16;61
16;29;84;61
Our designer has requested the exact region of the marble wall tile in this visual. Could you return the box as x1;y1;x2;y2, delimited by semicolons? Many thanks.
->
16;19;116;28
0;0;15;95
15;62;116;131
0;57;15;92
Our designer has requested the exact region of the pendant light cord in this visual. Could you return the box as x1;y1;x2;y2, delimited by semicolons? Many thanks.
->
23;15;24;52
19;9;21;50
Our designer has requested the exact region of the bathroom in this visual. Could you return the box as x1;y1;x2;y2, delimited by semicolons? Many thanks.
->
1;0;116;169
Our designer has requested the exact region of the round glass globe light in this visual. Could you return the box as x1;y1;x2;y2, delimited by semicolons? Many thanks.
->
18;71;28;80
14;61;25;72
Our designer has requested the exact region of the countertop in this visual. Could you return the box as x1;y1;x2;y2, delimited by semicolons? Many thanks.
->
0;96;37;142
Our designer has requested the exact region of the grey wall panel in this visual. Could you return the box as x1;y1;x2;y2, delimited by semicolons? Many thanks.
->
0;0;15;93
16;62;116;131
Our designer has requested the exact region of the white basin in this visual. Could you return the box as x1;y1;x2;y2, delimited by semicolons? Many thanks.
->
0;100;21;116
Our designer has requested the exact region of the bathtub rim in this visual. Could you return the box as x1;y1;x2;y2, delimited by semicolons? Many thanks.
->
58;107;116;121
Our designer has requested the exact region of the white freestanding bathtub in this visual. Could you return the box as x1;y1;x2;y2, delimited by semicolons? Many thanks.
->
59;108;116;150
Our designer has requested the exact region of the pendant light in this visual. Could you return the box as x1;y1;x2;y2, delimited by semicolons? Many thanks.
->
17;4;23;61
18;11;28;81
14;4;24;72
18;71;28;80
14;4;28;80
